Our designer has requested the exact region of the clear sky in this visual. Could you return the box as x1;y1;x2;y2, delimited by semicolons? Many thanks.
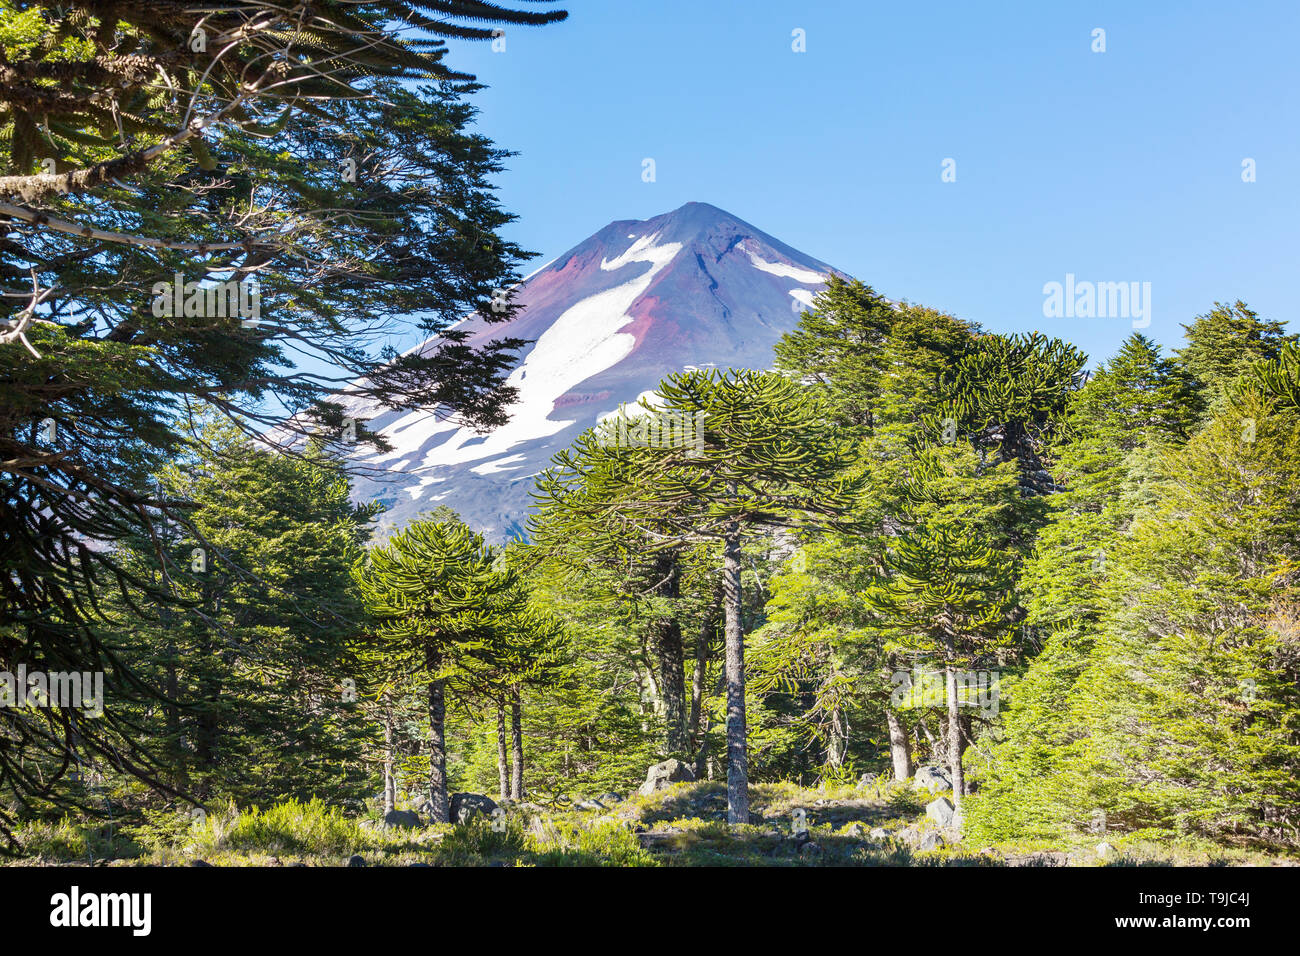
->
437;0;1298;369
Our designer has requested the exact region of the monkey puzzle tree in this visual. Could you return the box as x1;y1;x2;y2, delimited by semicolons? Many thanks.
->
865;520;1016;809
936;331;1086;499
528;499;699;758
473;545;568;802
352;514;520;823
532;370;862;823
862;439;1020;809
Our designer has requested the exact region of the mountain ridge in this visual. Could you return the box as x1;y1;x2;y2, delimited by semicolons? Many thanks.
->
345;201;844;539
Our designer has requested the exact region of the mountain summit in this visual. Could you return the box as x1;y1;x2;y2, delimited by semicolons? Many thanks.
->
349;202;841;538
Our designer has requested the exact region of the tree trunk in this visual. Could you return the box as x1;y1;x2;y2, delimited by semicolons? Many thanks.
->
510;687;524;801
826;700;847;770
722;520;749;824
691;581;722;777
655;618;687;754
194;634;222;779
690;582;719;738
650;551;688;754
426;672;449;823
495;698;510;802
945;664;965;810
163;639;185;789
886;708;913;783
637;636;660;729
383;714;396;814
689;630;706;759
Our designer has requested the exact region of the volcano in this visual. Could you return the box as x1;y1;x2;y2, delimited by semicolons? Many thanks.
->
347;201;842;539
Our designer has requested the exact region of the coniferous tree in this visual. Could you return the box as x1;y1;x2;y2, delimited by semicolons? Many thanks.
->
352;514;519;822
970;382;1300;846
1;4;564;814
766;283;982;783
863;442;1020;809
528;505;700;758
533;370;862;823
1020;333;1195;644
80;419;376;807
1174;300;1294;423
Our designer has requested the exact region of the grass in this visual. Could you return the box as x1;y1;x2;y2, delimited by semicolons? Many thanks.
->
5;782;1295;867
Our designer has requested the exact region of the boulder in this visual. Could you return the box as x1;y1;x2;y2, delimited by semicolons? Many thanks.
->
637;758;696;796
917;831;945;852
912;766;952;793
598;792;624;805
346;854;367;867
869;827;891;841
856;772;879;789
1096;842;1115;859
926;796;956;828
449;792;499;825
573;798;606;812
382;809;421;829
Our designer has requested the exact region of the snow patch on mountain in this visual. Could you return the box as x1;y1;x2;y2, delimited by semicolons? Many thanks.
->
365;232;684;478
338;202;845;539
742;242;826;284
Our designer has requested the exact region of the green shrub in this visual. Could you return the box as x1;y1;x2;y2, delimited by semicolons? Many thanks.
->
16;816;140;861
187;799;366;855
526;819;658;867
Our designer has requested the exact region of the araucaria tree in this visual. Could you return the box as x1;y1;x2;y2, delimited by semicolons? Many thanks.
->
865;517;1016;810
352;515;520;823
533;369;861;823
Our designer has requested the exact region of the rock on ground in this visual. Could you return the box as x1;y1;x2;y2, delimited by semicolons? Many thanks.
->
637;758;696;796
926;796;956;828
382;809;421;829
917;832;945;852
912;766;952;793
449;793;498;825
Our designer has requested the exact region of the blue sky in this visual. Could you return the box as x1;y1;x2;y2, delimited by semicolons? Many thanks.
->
438;0;1298;368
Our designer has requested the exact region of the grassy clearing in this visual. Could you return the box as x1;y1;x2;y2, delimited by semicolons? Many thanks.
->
5;784;1294;867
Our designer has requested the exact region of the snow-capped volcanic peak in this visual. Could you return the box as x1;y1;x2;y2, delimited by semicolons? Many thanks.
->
348;202;842;539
